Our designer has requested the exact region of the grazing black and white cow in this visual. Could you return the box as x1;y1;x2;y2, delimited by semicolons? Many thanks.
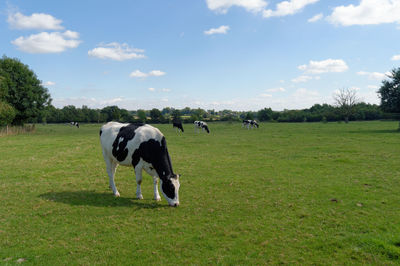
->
242;120;259;129
172;121;184;132
70;122;79;128
100;122;180;207
194;120;210;133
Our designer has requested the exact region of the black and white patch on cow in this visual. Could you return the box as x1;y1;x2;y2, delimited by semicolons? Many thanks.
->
242;120;259;129
70;122;79;128
100;122;180;207
194;120;210;133
173;121;184;132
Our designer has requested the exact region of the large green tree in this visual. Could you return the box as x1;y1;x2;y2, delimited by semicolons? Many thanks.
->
150;108;164;123
257;108;273;121
0;56;51;124
101;105;121;122
378;68;400;129
0;76;8;101
378;68;400;113
136;109;147;123
171;109;181;123
0;75;15;125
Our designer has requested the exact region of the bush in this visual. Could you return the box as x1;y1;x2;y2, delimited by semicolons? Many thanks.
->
0;101;16;126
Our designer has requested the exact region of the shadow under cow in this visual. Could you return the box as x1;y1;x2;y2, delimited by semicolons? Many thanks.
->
39;190;167;209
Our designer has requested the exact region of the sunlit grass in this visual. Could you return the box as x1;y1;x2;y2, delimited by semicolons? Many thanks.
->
0;121;399;264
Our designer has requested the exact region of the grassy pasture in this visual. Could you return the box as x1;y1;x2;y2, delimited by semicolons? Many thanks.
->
0;121;400;265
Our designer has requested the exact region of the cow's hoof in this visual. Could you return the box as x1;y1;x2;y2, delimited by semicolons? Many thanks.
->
155;197;161;201
114;192;120;197
137;195;143;200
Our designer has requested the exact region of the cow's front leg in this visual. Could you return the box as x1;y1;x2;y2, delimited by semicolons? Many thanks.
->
153;176;161;201
105;158;119;197
134;166;144;200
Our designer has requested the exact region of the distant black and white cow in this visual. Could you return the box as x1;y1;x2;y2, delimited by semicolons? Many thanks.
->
242;120;259;129
172;121;184;132
194;120;210;133
70;122;79;128
100;122;180;207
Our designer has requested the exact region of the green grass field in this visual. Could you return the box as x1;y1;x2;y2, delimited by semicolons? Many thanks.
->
1;121;400;265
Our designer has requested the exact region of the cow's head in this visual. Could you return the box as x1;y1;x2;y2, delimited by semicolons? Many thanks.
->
160;174;180;207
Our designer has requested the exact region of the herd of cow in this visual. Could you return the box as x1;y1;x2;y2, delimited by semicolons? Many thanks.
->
172;119;258;133
98;119;259;207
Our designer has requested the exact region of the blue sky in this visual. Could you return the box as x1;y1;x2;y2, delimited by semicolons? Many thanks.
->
1;0;400;111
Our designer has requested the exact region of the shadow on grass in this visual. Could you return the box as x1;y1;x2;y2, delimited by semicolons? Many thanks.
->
39;190;168;209
348;129;399;134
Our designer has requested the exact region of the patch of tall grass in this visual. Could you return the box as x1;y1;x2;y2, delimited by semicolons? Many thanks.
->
0;124;36;137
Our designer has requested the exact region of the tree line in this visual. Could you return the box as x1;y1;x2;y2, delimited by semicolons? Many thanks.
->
33;102;395;124
1;56;400;127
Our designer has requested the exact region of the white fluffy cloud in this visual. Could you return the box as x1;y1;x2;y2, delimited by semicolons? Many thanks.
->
327;0;400;26
257;87;285;100
206;0;318;19
263;0;319;18
42;81;56;86
149;70;166;76
63;30;79;39
357;71;389;80
12;31;81;53
146;87;171;93
206;0;267;14
129;70;166;78
294;87;319;97
292;75;312;83
8;12;63;30
129;70;147;78
308;13;323;22
204;25;230;35
53;97;128;109
266;87;286;92
298;59;349;74
391;54;400;61
88;43;145;61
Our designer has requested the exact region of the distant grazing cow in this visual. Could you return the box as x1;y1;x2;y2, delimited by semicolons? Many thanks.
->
194;120;210;133
173;121;184;132
242;120;259;129
100;122;180;207
70;122;79;128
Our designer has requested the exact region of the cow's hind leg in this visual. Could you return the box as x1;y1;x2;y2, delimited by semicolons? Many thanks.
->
153;176;161;201
105;158;120;197
134;165;144;199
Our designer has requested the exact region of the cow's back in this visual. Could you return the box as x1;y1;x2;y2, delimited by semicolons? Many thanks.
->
100;122;164;166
